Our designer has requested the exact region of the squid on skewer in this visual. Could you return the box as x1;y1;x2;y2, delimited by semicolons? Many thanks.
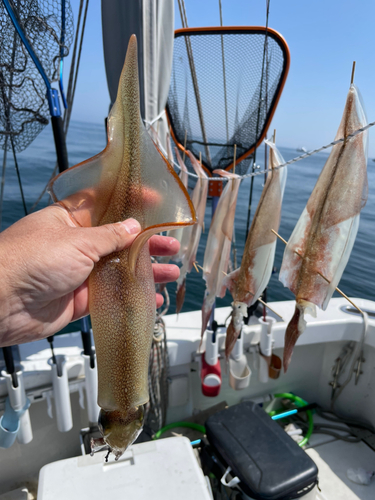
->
159;147;189;270
280;84;368;371
223;139;287;358
201;170;241;336
176;151;208;313
168;148;189;262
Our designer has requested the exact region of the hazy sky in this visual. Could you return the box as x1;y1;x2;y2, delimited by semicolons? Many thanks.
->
66;0;375;157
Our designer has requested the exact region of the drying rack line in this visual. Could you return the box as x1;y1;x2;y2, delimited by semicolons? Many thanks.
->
152;120;375;182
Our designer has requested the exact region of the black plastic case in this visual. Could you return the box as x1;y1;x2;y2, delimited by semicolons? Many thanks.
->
205;401;318;499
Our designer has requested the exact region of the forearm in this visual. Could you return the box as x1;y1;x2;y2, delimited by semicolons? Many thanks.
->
0;242;18;346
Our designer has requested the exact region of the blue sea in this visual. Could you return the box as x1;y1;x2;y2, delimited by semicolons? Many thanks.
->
2;120;375;327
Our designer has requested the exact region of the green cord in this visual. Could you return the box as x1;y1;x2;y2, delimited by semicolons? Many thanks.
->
153;421;206;440
153;393;314;448
273;393;314;447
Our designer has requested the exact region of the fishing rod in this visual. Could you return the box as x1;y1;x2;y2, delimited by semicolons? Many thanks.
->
2;346;18;388
2;0;68;171
2;0;95;370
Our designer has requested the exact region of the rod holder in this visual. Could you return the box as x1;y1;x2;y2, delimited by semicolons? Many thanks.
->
229;332;251;390
269;353;282;380
201;330;221;397
259;316;276;357
204;329;218;366
48;355;73;432
258;353;270;384
231;328;244;361
0;367;33;446
82;352;99;424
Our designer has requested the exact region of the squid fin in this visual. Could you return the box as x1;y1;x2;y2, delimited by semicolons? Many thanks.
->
222;267;241;297
49;35;196;273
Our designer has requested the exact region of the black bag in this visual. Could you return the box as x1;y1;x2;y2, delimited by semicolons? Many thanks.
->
205;401;318;499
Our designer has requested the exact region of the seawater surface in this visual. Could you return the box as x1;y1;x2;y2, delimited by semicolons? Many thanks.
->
2;120;374;328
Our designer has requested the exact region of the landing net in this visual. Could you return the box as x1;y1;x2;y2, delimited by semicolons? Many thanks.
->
0;0;74;153
167;27;290;175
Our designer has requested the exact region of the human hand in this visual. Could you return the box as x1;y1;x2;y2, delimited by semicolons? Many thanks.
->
0;204;179;347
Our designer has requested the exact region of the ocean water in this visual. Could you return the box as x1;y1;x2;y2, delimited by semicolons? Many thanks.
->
2;120;374;325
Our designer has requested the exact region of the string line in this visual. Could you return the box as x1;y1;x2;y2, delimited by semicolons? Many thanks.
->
155;120;375;182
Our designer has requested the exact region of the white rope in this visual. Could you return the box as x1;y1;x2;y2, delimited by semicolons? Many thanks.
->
157;120;375;181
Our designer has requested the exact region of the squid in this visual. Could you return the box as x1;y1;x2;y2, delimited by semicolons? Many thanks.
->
201;170;241;336
280;84;368;371
49;36;195;459
176;151;208;313
223;139;287;358
148;133;188;268
165;148;189;263
157;147;189;285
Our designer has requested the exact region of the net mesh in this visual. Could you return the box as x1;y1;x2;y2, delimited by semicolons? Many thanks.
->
167;29;288;175
0;0;73;152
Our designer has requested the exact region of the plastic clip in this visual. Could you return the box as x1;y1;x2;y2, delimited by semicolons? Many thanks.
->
221;466;241;488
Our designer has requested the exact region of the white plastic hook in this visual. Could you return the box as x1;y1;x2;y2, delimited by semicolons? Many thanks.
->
221;466;241;488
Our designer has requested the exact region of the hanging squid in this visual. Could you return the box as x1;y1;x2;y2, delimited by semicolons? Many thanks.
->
167;148;189;262
176;151;208;313
280;84;368;371
201;170;241;336
223;139;287;358
158;147;189;276
49;36;195;459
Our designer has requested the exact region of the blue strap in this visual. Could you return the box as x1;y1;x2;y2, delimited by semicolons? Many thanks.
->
3;396;30;429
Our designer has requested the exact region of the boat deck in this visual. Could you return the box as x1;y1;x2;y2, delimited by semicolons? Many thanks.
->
305;416;375;500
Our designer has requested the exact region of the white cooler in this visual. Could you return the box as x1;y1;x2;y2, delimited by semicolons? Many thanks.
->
37;436;212;499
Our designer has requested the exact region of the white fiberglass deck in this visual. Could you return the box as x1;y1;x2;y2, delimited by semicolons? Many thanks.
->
307;435;375;499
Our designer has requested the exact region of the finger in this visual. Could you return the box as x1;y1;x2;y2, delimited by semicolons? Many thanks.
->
156;293;164;308
149;235;179;256
80;218;141;260
73;280;89;321
152;263;179;283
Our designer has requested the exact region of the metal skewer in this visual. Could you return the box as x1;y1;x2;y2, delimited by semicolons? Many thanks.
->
257;298;284;321
351;61;356;86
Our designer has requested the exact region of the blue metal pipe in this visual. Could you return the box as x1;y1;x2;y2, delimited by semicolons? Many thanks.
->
2;0;61;116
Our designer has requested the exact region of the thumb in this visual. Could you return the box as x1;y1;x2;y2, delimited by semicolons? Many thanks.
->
80;218;142;259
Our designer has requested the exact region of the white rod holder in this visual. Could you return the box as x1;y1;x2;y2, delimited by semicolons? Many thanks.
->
229;331;251;390
204;330;219;366
82;353;100;424
48;355;73;432
229;355;251;391
258;353;270;384
231;330;244;361
2;368;33;445
259;316;276;357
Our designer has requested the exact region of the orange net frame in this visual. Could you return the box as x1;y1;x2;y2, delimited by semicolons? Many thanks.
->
166;26;290;176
